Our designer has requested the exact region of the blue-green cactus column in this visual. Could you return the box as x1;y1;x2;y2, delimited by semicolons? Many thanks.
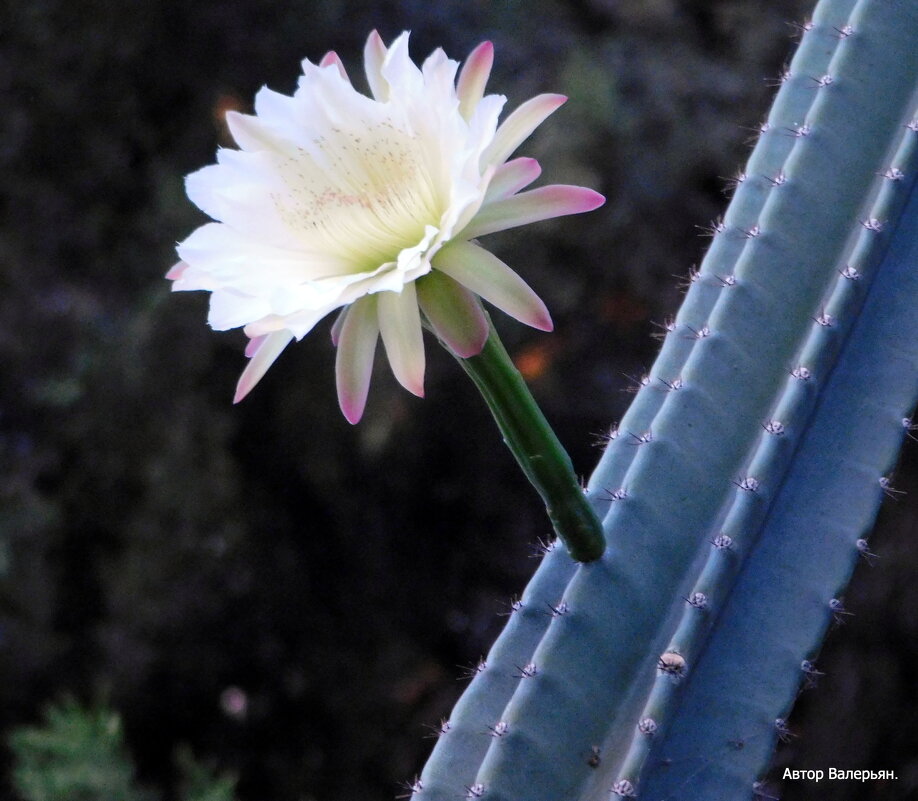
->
413;1;918;799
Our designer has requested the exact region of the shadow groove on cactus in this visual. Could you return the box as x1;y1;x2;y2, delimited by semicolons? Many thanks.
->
413;0;918;799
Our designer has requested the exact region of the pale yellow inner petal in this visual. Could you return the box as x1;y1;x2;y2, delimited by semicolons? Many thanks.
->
270;116;446;276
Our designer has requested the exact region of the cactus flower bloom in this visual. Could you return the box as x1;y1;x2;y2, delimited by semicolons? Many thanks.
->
169;31;603;422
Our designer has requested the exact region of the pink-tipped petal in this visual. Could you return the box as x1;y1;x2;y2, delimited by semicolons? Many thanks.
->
378;284;426;397
483;158;542;203
482;94;566;168
463;185;605;239
363;30;389;101
244;334;267;358
433;240;553;332
416;271;489;358
329;306;348;346
319;51;350;82
456;41;494;121
335;297;379;424
233;330;294;403
165;260;189;281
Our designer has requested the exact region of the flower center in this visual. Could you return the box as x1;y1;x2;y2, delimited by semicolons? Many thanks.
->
273;116;446;275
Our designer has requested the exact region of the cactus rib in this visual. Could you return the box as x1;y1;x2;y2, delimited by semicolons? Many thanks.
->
621;76;918;801
639;101;918;801
417;543;578;800
585;0;857;503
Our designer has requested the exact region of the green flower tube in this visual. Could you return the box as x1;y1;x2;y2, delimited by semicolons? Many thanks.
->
453;318;605;563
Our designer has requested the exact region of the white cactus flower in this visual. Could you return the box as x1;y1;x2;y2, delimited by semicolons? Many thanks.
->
169;31;603;422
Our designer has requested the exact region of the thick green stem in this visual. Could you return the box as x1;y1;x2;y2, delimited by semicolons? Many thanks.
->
454;321;605;562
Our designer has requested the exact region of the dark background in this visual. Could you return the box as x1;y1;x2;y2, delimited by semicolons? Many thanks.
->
2;0;917;799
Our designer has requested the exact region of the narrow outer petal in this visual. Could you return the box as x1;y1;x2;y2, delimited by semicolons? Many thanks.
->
234;330;294;403
363;30;389;100
433;240;553;332
245;334;267;357
319;51;350;82
481;94;566;168
462;185;605;239
166;261;189;281
483;158;542;203
336;296;379;424
329;307;348;346
456;41;494;121
416;271;489;358
378;284;426;396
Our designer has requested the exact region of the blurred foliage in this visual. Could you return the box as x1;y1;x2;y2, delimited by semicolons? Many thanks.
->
1;0;916;800
10;699;149;801
9;699;236;801
176;745;238;801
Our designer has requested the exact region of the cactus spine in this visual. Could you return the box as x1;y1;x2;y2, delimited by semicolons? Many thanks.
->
415;0;918;799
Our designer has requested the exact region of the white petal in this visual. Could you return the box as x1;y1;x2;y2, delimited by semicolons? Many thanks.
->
440;168;494;243
363;30;389;100
244;305;334;339
245;334;267;357
318;51;350;82
252;86;305;137
329;307;347;345
380;33;423;101
166;261;188;281
421;47;460;103
433;240;552;331
177;223;350;294
298;52;353;95
335;296;379;423
481;94;566;168
467;93;506;151
208;288;271;331
226;111;290;154
184;155;303;248
456;41;494;121
234;330;294;403
483;158;542;203
462;185;605;239
378;284;425;396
